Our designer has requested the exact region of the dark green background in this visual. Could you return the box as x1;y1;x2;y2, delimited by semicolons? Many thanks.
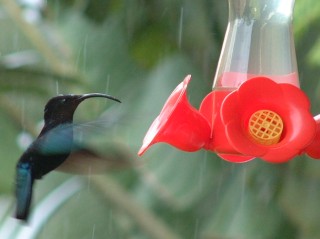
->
0;0;320;238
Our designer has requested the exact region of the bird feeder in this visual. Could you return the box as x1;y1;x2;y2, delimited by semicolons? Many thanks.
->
138;0;320;163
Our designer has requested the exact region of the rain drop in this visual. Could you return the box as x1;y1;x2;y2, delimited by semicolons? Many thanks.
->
178;7;184;49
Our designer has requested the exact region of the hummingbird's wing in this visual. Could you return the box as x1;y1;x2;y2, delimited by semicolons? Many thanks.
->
34;122;133;174
56;146;133;174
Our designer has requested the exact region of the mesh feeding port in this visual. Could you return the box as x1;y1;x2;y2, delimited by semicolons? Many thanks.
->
248;110;283;145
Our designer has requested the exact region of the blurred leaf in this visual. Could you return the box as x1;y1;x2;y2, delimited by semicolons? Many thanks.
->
83;0;112;23
203;162;294;239
130;23;176;68
2;0;320;239
0;66;81;94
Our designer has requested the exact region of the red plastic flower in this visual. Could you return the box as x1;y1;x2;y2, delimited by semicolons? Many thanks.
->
305;115;320;159
220;76;316;163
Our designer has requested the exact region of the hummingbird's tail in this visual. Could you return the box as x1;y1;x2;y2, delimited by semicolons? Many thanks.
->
15;162;34;221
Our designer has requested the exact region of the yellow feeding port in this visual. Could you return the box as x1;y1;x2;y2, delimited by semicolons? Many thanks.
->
248;110;283;145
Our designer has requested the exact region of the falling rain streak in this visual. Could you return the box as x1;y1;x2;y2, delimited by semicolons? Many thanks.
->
178;7;184;49
55;81;59;95
105;74;111;106
91;224;96;239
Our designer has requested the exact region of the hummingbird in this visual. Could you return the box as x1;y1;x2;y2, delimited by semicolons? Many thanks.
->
15;93;121;221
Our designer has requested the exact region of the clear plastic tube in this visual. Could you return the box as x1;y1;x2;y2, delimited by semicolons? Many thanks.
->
213;0;298;89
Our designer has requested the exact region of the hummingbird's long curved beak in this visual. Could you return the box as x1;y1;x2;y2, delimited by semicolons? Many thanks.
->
79;93;121;103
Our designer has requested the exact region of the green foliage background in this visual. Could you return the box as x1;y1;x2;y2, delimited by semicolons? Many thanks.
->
0;0;320;238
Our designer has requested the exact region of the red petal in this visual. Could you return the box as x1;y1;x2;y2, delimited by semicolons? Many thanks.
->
220;90;240;124
262;109;316;162
225;121;267;156
305;116;320;158
237;77;283;109
280;83;311;110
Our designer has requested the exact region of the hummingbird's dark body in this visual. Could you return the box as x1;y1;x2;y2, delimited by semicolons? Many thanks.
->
15;93;120;220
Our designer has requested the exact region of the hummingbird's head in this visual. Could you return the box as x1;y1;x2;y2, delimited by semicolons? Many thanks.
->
43;93;121;125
